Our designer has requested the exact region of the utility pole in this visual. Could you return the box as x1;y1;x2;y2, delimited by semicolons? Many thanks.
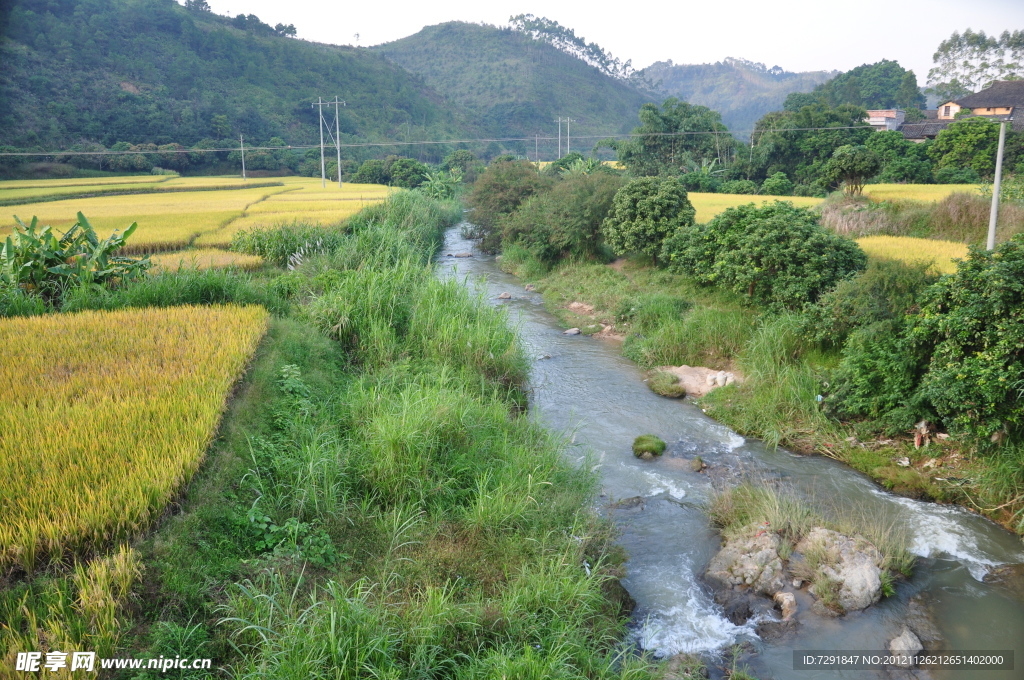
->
239;135;246;180
987;117;1010;251
555;117;563;159
535;134;539;162
333;96;346;188
566;118;576;156
313;96;325;187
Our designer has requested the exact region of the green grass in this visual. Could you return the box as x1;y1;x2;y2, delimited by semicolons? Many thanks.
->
632;435;666;458
1;192;660;679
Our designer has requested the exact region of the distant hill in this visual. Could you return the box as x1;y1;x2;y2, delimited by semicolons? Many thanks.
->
0;0;464;159
373;22;652;158
642;58;836;138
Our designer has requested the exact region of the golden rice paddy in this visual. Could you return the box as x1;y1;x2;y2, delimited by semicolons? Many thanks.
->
862;183;984;203
0;304;269;571
1;177;391;253
151;248;265;271
856;235;968;274
689;192;823;224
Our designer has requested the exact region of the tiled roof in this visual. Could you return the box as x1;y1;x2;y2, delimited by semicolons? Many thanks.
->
899;120;952;139
956;80;1024;109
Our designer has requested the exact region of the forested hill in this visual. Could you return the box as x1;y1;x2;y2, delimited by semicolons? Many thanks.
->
373;22;652;154
642;58;836;138
0;0;465;154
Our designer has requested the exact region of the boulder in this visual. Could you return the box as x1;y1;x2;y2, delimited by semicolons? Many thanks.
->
452;252;473;258
496;292;512;300
663;365;743;397
563;328;581;335
889;627;923;668
706;528;786;596
795;528;883;612
524;284;536;292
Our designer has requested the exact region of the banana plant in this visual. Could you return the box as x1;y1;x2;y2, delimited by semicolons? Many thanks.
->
1;212;150;300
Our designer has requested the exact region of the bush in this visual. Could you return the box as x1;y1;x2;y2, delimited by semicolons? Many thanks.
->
933;166;982;184
465;161;552;252
388;158;428;189
760;172;794;196
350;159;389;184
500;173;624;266
802;259;937;347
632;434;666;457
720;179;759;195
663;201;867;310
602;176;696;264
914;235;1024;441
822;145;881;195
231;221;350;266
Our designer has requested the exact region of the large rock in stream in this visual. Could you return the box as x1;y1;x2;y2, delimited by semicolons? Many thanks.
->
795;527;884;613
706;528;786;595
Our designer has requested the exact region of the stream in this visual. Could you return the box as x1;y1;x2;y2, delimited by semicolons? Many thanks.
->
438;225;1024;680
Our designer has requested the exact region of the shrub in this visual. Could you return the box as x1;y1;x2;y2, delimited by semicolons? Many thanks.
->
802;259;937;347
822;145;881;195
632;435;666;457
602;176;696;264
663;201;867;310
466;161;553;252
720;179;758;195
933;166;982;184
914;235;1024;441
350;159;389;184
760;172;794;196
501;172;624;266
388;158;428;189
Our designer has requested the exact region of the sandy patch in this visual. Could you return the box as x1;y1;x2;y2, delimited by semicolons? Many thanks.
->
567;301;595;315
656;365;743;397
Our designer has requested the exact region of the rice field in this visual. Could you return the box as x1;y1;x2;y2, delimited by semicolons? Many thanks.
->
689;192;823;223
151;248;265;271
856;235;968;274
862;183;984;202
1;177;391;253
0;175;285;205
0;304;269;571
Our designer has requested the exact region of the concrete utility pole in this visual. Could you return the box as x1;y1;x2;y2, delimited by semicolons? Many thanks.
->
312;97;327;187
535;134;539;162
566;118;576;156
333;97;346;188
239;135;246;180
987;117;1010;251
555;117;563;158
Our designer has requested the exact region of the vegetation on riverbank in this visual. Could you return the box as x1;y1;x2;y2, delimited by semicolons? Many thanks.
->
480;157;1024;538
1;191;662;678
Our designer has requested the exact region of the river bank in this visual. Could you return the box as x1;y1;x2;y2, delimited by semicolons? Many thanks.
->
443;225;1024;680
495;248;1024;538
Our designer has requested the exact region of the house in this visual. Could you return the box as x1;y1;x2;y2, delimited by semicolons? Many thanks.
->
865;109;905;131
900;80;1024;141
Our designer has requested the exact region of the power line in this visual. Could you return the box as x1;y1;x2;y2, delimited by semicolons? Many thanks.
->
0;126;874;157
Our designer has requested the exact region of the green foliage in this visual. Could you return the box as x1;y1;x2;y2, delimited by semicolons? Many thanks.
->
759;172;793;196
542;152;585;176
927;29;1024;102
441;149;477;172
617;98;732;177
720;179;758;194
231;221;350;266
914;236;1024;440
802;259;937;347
0;212;150;302
930;117;1002;179
821;145;881;194
420;168;463;199
746;102;873;185
466;160;553;251
632;435;666;457
0;0;462;155
387;158;429;189
866;131;934;184
663;201;866;310
806;60;925;110
933;166;982;184
501;172;624;266
602;176;696;262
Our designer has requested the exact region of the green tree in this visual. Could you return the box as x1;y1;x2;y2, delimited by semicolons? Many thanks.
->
617;98;732;177
822;145;882;194
442;150;477;173
929;117;1002;178
927;29;1024;102
760;172;793;196
865;131;933;183
388;158;428;188
602;176;695;264
466;160;553;251
810;60;925;110
351;159;389;185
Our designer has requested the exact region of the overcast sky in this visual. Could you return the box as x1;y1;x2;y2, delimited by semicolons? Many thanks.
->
203;0;1024;82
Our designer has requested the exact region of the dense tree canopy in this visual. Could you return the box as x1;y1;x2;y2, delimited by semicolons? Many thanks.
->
616;98;733;177
805;60;925;110
602;176;696;263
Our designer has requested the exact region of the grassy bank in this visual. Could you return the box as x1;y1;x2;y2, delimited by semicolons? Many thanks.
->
1;192;663;678
501;253;1024;536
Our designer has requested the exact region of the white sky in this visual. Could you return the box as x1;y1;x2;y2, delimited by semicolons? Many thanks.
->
203;0;1024;82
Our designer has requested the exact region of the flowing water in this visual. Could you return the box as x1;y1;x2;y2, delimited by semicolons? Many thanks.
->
439;226;1024;679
